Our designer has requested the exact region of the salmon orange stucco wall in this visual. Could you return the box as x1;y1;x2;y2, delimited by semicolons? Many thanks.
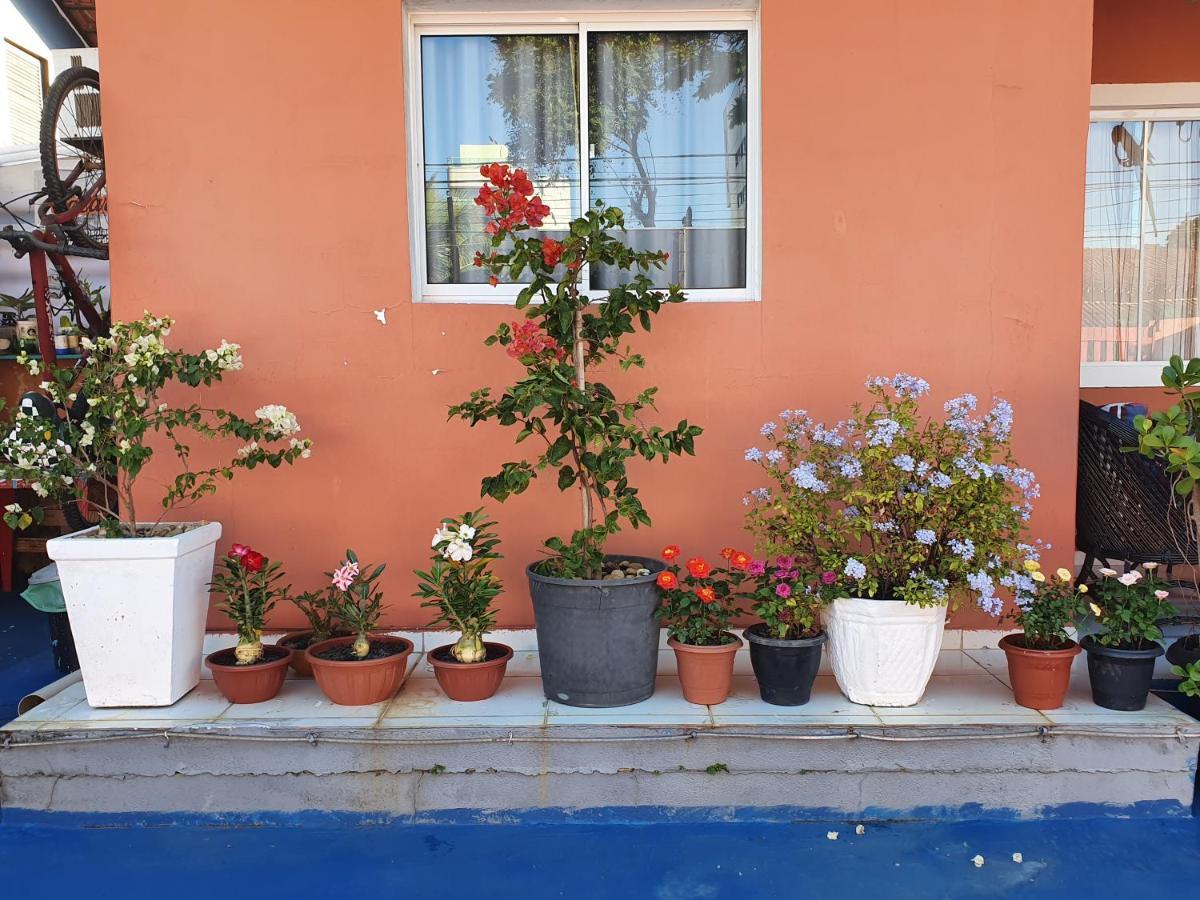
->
95;0;1094;630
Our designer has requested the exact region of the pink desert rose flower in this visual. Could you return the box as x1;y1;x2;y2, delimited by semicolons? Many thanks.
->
228;543;250;559
331;563;357;591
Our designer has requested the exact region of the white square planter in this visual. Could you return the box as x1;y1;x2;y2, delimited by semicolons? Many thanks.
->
46;521;222;707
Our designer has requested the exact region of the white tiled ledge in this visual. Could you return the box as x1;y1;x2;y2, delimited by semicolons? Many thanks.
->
6;647;1196;736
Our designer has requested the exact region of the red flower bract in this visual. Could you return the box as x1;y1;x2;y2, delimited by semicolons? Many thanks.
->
656;571;678;590
542;238;564;269
686;557;711;578
242;550;265;573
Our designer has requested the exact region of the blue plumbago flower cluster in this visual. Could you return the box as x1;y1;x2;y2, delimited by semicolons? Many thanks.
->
741;373;1034;613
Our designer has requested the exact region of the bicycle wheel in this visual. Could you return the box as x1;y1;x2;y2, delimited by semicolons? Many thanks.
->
39;66;107;254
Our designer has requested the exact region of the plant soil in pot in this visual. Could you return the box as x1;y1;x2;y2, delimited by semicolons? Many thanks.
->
428;642;513;701
1081;634;1164;711
998;634;1080;710
824;597;947;707
669;634;741;705
307;635;413;705
528;556;665;707
207;644;291;703
744;623;827;706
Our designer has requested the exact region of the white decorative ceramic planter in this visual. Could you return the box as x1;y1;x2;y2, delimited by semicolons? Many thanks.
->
46;521;221;707
824;596;947;707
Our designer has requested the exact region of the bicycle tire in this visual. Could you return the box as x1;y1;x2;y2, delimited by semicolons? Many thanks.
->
39;66;106;253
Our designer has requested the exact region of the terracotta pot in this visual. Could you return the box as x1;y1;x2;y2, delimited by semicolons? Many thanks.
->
668;634;742;705
206;644;291;704
999;633;1081;710
276;630;317;677
306;635;413;705
428;642;513;701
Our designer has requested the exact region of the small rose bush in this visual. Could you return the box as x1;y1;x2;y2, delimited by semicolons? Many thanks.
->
1086;564;1174;650
735;551;837;640
742;374;1038;613
414;510;503;663
210;542;288;664
0;312;312;537
1005;560;1090;649
655;545;741;646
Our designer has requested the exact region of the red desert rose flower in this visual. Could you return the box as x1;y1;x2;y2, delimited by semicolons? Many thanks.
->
656;571;678;590
242;550;265;573
696;586;717;604
686;557;711;578
662;545;681;560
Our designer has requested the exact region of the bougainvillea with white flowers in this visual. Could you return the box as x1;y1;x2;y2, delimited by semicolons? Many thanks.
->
0;312;312;538
742;374;1039;613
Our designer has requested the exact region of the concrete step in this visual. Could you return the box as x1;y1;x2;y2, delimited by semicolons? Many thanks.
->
2;642;1197;820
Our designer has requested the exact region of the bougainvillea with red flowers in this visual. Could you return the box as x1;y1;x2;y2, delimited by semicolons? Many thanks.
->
210;543;288;665
450;163;702;579
655;546;743;646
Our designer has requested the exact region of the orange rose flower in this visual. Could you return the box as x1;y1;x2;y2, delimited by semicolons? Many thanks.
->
696;586;717;604
720;547;735;560
662;545;681;561
686;557;711;578
731;551;752;570
656;571;678;590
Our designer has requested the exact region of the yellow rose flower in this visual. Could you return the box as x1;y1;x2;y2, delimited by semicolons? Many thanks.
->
1056;568;1072;582
1089;602;1102;617
1078;584;1088;593
1023;559;1041;573
1031;571;1046;582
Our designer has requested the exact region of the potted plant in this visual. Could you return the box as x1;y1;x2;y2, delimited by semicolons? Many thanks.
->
414;509;511;701
205;542;292;703
734;550;831;706
998;561;1090;709
307;550;414;705
655;546;742;705
743;375;1037;706
0;312;312;707
1169;658;1200;719
1131;355;1200;670
1082;564;1174;711
450;163;701;708
277;585;345;677
2;289;39;352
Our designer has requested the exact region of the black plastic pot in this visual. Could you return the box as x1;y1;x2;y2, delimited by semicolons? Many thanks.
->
527;555;664;708
744;623;827;706
1165;634;1200;672
1081;634;1164;711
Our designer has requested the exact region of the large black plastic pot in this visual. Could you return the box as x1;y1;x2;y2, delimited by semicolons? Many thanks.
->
1081;634;1164;711
1165;634;1200;672
527;555;664;708
744;623;827;706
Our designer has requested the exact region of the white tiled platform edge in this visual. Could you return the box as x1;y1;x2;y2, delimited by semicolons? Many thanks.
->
6;631;1197;734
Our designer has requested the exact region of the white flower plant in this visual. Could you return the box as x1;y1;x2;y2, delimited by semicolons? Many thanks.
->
0;312;312;538
413;510;503;663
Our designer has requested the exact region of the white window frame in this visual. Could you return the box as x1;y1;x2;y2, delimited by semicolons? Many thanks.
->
1082;83;1200;388
403;6;762;304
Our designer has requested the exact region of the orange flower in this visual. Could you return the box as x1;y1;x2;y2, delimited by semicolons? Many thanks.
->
662;545;681;561
720;547;735;560
656;571;678;590
696;586;716;604
686;557;711;578
731;550;752;570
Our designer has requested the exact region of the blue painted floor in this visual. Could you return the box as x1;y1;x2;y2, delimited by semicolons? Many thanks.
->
0;814;1198;896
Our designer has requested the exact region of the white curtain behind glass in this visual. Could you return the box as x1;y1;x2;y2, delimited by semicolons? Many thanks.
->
588;31;748;290
421;34;579;285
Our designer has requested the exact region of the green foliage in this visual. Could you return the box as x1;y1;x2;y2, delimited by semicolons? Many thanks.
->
1172;658;1200;698
1132;355;1200;497
413;509;503;662
449;166;701;579
655;552;740;646
1087;565;1175;650
704;762;729;775
291;587;343;645
0;312;312;538
742;377;1033;611
1005;561;1090;649
325;550;386;658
